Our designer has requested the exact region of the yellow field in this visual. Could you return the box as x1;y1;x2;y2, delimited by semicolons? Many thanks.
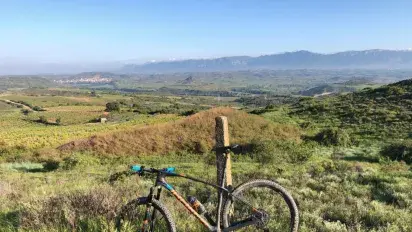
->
0;94;131;107
0;109;180;150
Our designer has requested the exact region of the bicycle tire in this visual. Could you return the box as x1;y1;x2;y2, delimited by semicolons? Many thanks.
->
222;179;299;232
116;197;176;232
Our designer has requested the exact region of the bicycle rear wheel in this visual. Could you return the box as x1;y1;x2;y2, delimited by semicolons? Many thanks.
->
116;197;176;232
222;179;299;232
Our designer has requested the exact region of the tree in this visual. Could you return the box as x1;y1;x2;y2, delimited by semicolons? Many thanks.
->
105;102;120;112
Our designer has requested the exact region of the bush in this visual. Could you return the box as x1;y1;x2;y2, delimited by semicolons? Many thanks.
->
105;102;120;112
20;186;124;230
56;117;62;125
249;140;313;164
288;141;315;163
180;109;198;116
42;159;60;171
61;154;100;170
38;116;48;124
194;141;209;154
265;104;275;110
380;140;412;164
21;109;31;115
32;106;45;111
250;140;283;164
313;128;352;147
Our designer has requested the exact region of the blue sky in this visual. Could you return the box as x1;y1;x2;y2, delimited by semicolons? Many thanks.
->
0;0;411;63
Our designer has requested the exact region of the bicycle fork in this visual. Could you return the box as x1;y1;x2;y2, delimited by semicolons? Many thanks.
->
142;186;163;232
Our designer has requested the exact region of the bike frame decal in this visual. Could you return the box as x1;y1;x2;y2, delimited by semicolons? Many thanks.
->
140;169;260;231
164;183;174;191
169;189;213;230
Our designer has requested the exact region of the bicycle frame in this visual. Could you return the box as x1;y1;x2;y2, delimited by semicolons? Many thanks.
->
142;170;258;232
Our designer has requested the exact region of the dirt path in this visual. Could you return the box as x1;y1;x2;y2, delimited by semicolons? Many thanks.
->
0;99;33;110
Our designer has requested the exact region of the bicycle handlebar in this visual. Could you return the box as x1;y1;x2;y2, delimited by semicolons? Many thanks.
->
130;165;176;174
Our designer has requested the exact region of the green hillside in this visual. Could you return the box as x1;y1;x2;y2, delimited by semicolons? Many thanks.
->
291;78;412;139
298;84;356;96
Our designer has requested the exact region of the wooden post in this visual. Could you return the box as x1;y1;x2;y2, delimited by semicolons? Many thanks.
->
225;153;232;187
215;116;232;187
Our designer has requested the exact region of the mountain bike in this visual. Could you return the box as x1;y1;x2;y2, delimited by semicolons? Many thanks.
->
116;146;299;232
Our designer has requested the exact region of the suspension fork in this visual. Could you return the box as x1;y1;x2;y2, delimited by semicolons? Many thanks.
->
142;187;156;232
149;186;163;232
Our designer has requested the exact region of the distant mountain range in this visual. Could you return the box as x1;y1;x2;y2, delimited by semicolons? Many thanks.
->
2;49;412;75
121;49;412;73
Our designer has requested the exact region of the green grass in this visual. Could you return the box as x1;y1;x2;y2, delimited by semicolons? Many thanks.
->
0;101;13;110
1;85;412;231
0;162;43;171
0;146;411;231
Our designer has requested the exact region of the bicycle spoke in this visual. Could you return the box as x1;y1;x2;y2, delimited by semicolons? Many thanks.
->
150;214;165;231
117;200;173;232
226;185;294;231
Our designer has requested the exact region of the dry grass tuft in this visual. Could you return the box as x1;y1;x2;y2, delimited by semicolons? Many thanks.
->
59;107;301;156
20;186;124;230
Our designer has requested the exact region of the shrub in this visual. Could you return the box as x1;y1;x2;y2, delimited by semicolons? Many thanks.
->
380;140;412;164
32;106;44;111
288;141;315;163
308;160;337;177
105;102;120;112
61;154;100;170
21;109;31;115
42;159;60;171
20;186;124;230
194;141;209;154
265;104;275;110
38;116;48;124
250;139;283;164
249;140;312;164
33;148;61;160
56;117;62;125
313;128;352;147
180;109;198;116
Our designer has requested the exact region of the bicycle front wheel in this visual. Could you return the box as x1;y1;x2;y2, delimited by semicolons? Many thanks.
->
116;197;176;232
222;179;299;232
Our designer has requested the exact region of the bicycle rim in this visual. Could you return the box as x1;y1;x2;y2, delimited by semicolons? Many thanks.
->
223;179;299;232
116;198;175;232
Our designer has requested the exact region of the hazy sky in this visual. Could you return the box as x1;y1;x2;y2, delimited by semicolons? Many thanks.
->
0;0;411;63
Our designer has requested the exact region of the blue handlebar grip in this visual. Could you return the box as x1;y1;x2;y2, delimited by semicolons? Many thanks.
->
165;167;176;174
131;165;142;172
